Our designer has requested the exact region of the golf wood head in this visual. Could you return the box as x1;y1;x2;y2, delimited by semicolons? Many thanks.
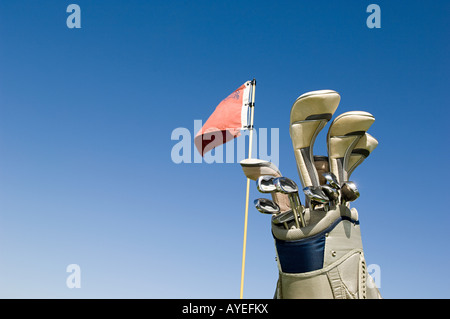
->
289;90;340;189
340;181;360;202
254;198;280;215
347;133;379;178
240;158;281;181
256;175;277;193
327;111;375;184
273;177;299;194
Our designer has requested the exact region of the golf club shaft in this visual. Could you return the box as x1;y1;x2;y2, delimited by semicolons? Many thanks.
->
287;195;301;228
295;197;306;227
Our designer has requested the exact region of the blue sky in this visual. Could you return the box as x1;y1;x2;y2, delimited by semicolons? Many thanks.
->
0;0;448;298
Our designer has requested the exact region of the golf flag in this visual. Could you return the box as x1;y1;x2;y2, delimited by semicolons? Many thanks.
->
195;81;252;156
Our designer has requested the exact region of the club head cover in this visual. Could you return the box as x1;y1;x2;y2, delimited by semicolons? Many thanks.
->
240;158;281;180
347;133;379;178
290;90;340;188
240;159;291;212
326;111;375;184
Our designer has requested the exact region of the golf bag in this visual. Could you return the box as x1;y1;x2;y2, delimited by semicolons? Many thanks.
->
240;89;382;299
272;205;381;299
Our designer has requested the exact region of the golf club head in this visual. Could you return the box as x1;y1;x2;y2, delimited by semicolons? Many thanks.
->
273;177;299;194
256;175;277;193
290;90;340;189
323;172;341;190
340;181;360;202
273;177;305;228
321;185;340;201
303;186;330;204
272;210;295;225
347;133;379;178
326;111;375;184
254;198;280;215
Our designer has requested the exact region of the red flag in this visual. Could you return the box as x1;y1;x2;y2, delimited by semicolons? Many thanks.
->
195;81;252;156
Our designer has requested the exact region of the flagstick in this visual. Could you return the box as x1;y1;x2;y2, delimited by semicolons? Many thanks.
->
240;79;256;299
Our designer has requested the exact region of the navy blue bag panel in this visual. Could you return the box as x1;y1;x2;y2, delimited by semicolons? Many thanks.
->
274;217;355;274
274;232;326;273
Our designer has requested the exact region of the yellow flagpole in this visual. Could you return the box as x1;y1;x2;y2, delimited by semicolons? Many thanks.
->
240;79;256;299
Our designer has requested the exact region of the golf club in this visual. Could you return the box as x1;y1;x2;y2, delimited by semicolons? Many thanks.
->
347;133;378;179
290;90;340;189
322;171;343;205
340;181;360;205
256;175;277;193
326;111;375;185
323;172;341;190
272;210;295;230
240;158;290;212
273;177;305;228
321;184;340;208
254;198;280;215
303;186;330;211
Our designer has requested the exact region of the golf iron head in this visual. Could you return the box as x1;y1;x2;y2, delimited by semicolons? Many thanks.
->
321;185;340;202
256;175;277;193
254;198;280;215
240;158;291;212
273;177;305;228
323;172;341;190
272;210;295;230
303;186;330;211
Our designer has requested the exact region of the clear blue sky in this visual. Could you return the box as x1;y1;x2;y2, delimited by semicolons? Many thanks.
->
0;0;448;298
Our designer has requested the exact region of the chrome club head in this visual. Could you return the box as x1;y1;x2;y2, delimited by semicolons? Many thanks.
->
321;185;340;202
254;198;280;215
272;210;294;230
303;186;330;211
273;177;305;228
256;175;277;193
341;181;360;202
273;177;299;194
303;186;329;204
323;172;341;190
321;184;340;210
